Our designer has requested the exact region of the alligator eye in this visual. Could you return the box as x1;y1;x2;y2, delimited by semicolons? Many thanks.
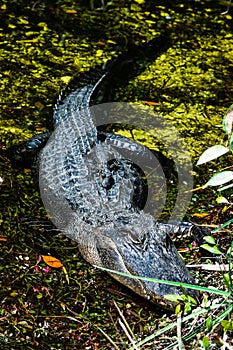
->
128;232;147;246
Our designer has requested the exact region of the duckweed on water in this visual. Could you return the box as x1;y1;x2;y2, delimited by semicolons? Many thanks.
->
0;1;233;349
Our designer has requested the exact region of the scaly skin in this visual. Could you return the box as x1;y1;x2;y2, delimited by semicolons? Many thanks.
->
38;36;210;310
7;35;209;309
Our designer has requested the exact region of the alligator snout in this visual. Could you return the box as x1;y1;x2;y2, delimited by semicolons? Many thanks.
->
90;212;198;309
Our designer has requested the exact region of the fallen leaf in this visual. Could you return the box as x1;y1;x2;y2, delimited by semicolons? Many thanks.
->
193;212;209;218
65;9;77;14
42;255;63;268
142;101;160;106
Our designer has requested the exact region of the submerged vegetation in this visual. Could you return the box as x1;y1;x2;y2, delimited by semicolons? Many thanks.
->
0;0;233;348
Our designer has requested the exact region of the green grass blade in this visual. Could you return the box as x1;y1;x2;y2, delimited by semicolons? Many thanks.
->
95;265;231;297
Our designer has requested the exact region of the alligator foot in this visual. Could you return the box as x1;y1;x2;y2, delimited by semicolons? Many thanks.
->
163;221;212;245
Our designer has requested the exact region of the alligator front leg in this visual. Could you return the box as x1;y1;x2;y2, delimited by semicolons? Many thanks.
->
162;222;211;245
5;132;50;169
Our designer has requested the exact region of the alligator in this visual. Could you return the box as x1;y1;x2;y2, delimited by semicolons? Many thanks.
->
9;34;210;309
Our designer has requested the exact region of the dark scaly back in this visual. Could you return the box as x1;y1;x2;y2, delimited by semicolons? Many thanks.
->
53;68;108;155
53;67;107;127
43;33;174;213
39;35;172;222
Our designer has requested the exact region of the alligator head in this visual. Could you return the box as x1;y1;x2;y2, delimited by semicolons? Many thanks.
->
72;210;197;310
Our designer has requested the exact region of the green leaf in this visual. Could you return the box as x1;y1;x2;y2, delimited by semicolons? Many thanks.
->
184;302;191;314
226;242;233;259
197;145;229;165
222;273;232;290
204;236;216;245
216;196;229;204
221;320;232;331
203;171;233;188
175;303;181;314
223;104;233;135
10;291;18;297
201;244;222;255
202;335;210;349
165;294;182;302
205;318;213;332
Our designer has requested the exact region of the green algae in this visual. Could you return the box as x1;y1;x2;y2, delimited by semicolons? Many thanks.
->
0;1;233;349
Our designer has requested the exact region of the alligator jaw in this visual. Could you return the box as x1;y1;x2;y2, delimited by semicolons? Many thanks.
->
79;212;198;310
